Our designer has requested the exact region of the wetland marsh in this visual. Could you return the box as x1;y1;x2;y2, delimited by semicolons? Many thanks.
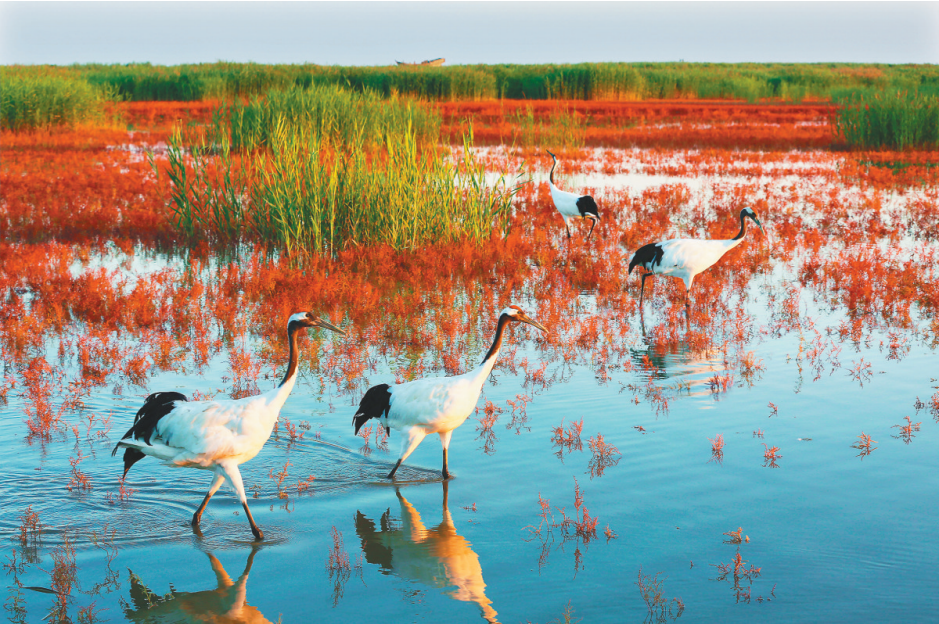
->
2;82;939;623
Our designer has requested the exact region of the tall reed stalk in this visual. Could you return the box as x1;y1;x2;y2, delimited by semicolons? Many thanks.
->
835;90;939;150
162;125;250;240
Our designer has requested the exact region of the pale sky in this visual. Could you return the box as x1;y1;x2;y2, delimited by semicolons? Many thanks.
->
1;1;937;66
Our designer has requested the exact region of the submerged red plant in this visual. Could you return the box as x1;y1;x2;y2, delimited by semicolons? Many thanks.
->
708;434;725;465
892;416;921;444
762;444;783;468
852;432;877;458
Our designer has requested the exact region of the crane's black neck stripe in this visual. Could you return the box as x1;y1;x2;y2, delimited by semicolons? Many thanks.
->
280;321;302;387
732;211;749;241
549;155;557;185
481;314;512;365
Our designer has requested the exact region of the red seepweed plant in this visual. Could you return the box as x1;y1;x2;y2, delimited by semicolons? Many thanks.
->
325;526;361;606
17;506;42;549
67;449;92;492
587;433;621;477
708;433;725;465
269;461;292;498
475;400;503;455
357;425;373;456
713;526;771;604
762;443;783;468
852;432;878;458
551;418;584;459
636;566;684;622
892;416;921;444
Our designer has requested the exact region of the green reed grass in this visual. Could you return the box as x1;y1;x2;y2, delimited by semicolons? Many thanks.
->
225;84;440;151
509;104;586;149
164;93;518;255
834;89;939;150
0;71;108;130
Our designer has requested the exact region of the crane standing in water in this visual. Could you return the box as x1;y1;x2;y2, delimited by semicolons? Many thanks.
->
629;207;766;314
353;306;548;480
113;312;345;540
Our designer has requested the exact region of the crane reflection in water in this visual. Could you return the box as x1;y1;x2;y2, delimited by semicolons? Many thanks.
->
122;546;270;624
355;482;499;623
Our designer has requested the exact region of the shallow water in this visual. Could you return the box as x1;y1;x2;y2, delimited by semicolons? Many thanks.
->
3;149;939;623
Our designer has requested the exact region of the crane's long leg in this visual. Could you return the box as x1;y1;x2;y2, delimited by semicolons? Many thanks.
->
388;427;427;479
440;479;453;527
207;552;234;588
586;218;597;241
218;461;263;540
439;430;453;480
640;272;652;307
193;472;226;527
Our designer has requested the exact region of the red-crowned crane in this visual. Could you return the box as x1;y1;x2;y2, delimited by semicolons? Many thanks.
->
629;207;765;313
547;150;600;240
352;306;548;480
113;312;345;540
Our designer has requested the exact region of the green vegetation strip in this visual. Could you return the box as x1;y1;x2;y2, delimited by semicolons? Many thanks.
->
6;62;939;103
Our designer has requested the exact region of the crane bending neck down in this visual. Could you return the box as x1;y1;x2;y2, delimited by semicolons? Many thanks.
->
546;150;600;240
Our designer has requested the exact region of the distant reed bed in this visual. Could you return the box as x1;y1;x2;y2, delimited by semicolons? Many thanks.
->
490;102;589;149
834;89;939;150
1;71;107;130
7;62;938;103
166;86;517;255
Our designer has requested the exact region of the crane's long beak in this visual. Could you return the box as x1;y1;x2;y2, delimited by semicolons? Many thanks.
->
519;315;549;334
314;318;346;336
752;216;766;237
546;150;556;159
